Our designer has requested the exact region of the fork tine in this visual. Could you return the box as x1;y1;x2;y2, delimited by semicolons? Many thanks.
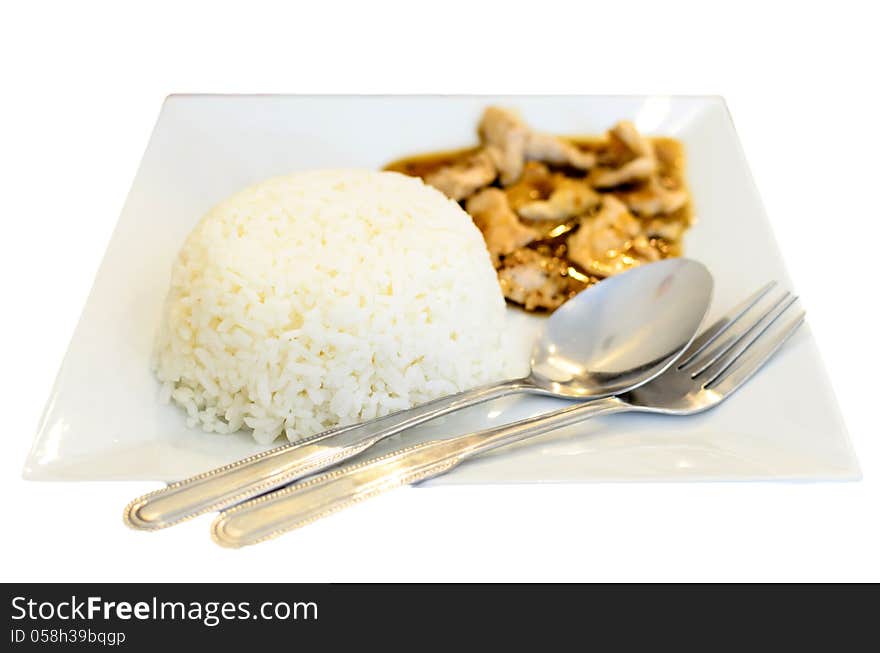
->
676;281;778;369
688;291;792;377
701;295;800;387
707;310;806;395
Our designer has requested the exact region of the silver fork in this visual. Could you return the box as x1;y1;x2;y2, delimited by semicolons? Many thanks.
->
211;282;805;547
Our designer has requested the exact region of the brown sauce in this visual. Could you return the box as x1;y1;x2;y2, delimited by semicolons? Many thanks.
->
385;146;483;179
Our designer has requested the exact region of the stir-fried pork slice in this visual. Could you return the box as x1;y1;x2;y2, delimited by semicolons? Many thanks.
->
517;178;601;221
609;120;653;158
479;107;529;185
645;218;686;241
631;236;662;262
566;195;660;277
593;155;657;188
423;147;498;201
592;120;657;188
618;178;689;216
466;188;538;264
480;107;596;185
525;132;596;171
497;248;587;311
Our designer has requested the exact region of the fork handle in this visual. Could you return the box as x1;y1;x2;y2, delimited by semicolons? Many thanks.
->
211;396;627;548
124;377;533;530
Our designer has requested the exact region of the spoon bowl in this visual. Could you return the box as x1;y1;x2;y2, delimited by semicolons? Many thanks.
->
528;258;713;397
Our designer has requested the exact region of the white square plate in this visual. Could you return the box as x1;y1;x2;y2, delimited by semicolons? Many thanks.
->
25;95;859;483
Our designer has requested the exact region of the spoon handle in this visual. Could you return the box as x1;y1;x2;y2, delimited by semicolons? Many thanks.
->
211;396;627;548
124;377;532;530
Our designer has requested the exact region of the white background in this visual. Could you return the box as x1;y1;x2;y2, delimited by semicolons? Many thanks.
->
1;1;877;582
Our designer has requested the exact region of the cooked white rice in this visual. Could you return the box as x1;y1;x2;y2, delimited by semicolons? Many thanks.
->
153;169;513;443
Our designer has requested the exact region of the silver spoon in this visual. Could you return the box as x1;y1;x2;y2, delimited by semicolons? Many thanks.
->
125;258;713;530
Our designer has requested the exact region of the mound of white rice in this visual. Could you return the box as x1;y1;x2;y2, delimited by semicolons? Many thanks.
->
154;169;513;443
